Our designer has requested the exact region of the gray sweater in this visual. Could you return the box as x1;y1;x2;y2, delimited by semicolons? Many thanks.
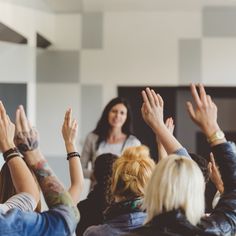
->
81;133;141;178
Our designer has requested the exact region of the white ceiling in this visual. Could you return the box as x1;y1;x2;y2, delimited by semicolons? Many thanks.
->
1;0;236;13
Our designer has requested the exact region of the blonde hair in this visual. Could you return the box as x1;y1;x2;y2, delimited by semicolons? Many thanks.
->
144;155;205;226
111;145;155;200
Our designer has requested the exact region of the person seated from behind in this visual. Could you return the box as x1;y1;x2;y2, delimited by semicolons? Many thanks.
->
0;103;80;235
76;153;118;236
84;145;155;236
0;161;41;212
125;85;236;236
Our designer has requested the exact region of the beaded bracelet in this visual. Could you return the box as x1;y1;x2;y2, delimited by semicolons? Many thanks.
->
3;148;22;163
67;152;80;160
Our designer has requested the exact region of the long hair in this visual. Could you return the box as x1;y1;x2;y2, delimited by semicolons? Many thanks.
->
93;153;118;206
111;145;155;200
93;97;133;148
144;155;205;226
0;162;41;212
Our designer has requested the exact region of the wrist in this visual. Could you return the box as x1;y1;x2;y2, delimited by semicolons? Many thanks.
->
202;123;220;138
65;142;77;153
24;149;45;166
1;142;16;153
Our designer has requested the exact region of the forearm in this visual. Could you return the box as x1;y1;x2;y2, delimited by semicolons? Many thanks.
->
66;142;84;204
7;153;40;204
25;150;78;213
68;157;84;204
156;136;168;161
211;142;236;192
152;123;182;155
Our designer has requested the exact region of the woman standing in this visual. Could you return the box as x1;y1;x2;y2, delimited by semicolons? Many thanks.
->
81;97;141;178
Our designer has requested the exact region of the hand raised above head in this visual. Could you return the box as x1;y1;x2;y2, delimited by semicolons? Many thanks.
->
141;87;164;131
62;108;78;153
0;101;15;152
14;105;39;154
186;84;220;137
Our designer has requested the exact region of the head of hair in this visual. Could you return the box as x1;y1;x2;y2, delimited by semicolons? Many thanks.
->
111;145;155;200
0;162;41;212
189;153;210;183
92;153;118;206
144;155;205;226
93;97;133;148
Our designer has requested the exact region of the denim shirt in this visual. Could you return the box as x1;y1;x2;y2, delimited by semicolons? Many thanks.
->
0;205;79;236
84;211;146;236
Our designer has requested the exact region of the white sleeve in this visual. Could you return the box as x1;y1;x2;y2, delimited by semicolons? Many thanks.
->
0;192;36;213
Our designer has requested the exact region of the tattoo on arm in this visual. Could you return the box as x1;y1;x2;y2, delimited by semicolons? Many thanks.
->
32;160;80;219
14;129;39;153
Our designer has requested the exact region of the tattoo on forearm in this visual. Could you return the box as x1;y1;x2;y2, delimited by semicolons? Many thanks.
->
14;128;39;153
32;160;79;219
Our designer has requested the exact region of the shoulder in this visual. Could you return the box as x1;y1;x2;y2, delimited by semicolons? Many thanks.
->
85;133;99;142
84;224;111;236
126;135;141;146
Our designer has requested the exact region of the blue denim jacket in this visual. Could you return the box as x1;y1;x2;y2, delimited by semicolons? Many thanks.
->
84;211;146;236
0;205;79;236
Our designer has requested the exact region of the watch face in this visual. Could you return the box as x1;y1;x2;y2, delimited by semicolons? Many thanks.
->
216;131;224;139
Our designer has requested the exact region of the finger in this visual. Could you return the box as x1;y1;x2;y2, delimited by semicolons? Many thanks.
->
141;90;152;111
15;108;22;133
209;152;216;167
199;84;208;106
186;102;196;120
19;105;30;132
72;119;78;130
208;162;212;175
206;95;213;107
151;89;159;106
190;83;202;107
145;88;155;107
157;94;164;107
0;101;6;119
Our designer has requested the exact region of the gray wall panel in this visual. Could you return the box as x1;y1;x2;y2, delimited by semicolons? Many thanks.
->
36;50;79;83
203;6;236;37
81;85;103;141
179;39;201;84
82;12;103;49
0;83;27;121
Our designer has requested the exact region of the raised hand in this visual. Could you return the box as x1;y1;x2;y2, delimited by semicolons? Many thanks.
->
0;101;15;152
62;108;84;204
141;87;164;131
62;108;78;153
165;117;175;134
157;117;175;161
186;84;220;138
208;152;224;193
141;88;183;155
14;105;38;154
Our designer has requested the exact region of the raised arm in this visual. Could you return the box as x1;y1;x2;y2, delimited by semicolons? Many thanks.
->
186;84;236;235
62;108;84;204
0;101;39;207
157;117;175;161
141;87;186;155
14;105;80;225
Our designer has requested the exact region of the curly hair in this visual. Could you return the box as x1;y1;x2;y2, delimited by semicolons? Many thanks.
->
93;153;118;206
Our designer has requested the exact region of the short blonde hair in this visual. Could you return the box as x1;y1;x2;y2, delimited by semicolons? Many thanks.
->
144;155;205;225
111;145;155;200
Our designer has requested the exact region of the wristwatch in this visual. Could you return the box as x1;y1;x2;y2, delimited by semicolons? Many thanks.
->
207;130;225;144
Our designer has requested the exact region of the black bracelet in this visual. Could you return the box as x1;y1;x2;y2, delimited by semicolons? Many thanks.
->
6;154;20;163
3;148;21;162
67;152;80;160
